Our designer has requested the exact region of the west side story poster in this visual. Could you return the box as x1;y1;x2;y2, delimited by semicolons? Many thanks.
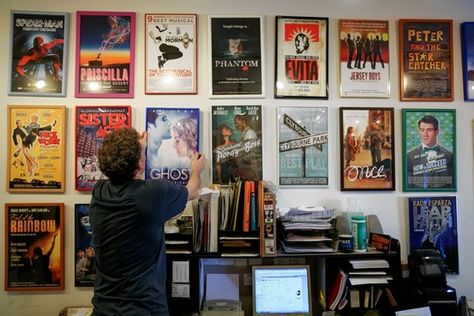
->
6;203;64;290
211;105;262;183
275;16;328;98
145;14;197;94
8;106;66;192
75;204;96;287
145;108;200;185
76;11;135;97
75;106;132;191
339;19;389;98
278;106;328;185
408;196;459;273
210;17;263;97
9;11;68;96
400;20;453;101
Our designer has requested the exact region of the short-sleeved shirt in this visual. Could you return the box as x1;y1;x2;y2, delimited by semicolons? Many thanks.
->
89;179;188;316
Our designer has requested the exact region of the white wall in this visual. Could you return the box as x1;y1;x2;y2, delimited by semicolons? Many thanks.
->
1;0;474;315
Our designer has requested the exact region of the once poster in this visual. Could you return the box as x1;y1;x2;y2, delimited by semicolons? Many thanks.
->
399;19;453;101
145;107;200;185
7;105;66;193
75;106;132;191
209;16;264;97
408;196;458;273
339;19;389;98
74;204;96;287
339;107;395;191
145;14;197;94
461;22;474;101
278;106;328;185
75;11;135;98
5;203;64;291
275;16;328;98
9;11;69;96
211;105;262;183
402;109;456;192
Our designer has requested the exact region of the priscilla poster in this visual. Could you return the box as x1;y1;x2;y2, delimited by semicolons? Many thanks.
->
275;16;328;98
75;11;135;98
75;106;131;191
9;11;69;96
211;105;262;183
145;107;200;185
339;19;389;98
209;16;264;97
408;196;458;273
5;203;64;291
278;106;328;185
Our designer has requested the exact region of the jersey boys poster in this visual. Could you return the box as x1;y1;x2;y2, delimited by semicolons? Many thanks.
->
408;197;459;273
74;204;96;287
9;11;69;96
278;106;328;185
399;19;453;101
75;106;132;191
209;16;264;97
75;11;135;98
402;109;456;192
339;107;395;191
5;203;64;291
339;19;389;98
8;105;66;193
145;14;197;94
145;107;200;185
211;105;262;183
275;16;328;98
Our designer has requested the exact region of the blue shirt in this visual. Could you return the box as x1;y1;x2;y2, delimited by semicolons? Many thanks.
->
89;179;188;316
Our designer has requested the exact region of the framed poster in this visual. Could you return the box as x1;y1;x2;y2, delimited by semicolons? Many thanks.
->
74;204;96;287
339;107;395;191
211;105;263;183
75;105;132;191
145;107;200;185
7;105;66;193
274;16;328;98
209;16;265;98
461;22;474;101
5;203;64;291
8;11;69;96
402;109;456;192
278;106;328;186
75;11;135;98
399;19;453;101
408;196;458;274
339;19;390;98
145;13;197;94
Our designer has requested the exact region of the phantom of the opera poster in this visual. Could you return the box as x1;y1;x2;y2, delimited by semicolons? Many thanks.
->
5;203;64;291
145;107;200;185
75;106;131;191
211;105;262;183
275;16;328;98
75;11;135;97
209;16;264;97
278;106;328;185
408;196;459;273
9;11;69;96
339;19;390;98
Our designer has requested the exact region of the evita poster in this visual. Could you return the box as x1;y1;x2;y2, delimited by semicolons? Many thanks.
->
210;16;264;97
211;105;262;184
145;108;200;185
408;196;459;274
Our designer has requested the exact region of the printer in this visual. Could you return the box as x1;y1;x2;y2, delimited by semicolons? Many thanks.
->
408;249;457;316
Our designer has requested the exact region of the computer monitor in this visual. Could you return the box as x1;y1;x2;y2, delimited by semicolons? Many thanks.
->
252;265;312;316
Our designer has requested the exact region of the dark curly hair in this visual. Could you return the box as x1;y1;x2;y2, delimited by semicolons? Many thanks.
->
98;127;141;184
